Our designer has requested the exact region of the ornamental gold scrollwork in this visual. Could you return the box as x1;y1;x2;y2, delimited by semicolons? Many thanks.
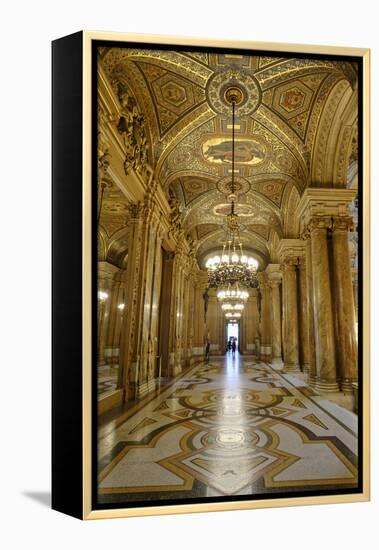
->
115;82;149;178
126;202;143;220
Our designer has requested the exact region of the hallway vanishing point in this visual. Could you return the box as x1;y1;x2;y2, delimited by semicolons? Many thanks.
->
98;354;358;504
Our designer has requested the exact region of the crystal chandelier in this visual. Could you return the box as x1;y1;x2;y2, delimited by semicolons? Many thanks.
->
225;312;241;319
206;86;259;310
217;285;249;302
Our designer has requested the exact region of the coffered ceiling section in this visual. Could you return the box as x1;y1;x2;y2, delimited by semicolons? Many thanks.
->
99;47;357;265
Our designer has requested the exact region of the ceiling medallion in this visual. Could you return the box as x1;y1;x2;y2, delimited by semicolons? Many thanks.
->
205;70;261;116
216;175;251;197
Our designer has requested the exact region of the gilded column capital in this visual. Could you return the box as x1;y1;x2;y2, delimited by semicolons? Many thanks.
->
257;272;268;287
277;238;305;264
282;258;298;271
268;275;282;288
296;188;357;235
266;263;283;286
331;216;354;233
126;201;143;221
306;215;332;233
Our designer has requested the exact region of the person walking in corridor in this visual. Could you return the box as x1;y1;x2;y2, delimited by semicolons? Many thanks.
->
232;338;237;355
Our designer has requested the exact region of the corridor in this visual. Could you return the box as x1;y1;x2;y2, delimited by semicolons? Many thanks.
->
97;355;358;504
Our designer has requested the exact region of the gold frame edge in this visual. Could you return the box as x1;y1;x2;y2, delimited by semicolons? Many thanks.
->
81;31;371;520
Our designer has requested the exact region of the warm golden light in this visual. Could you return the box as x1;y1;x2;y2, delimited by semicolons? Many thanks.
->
98;290;109;302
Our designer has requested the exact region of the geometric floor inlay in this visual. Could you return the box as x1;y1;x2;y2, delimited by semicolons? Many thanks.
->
97;355;358;504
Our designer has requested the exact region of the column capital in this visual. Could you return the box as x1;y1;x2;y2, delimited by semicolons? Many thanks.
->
332;216;354;233
305;216;332;233
265;263;283;285
126;201;143;221
296;188;357;235
277;239;305;263
282;258;298;271
257;271;268;287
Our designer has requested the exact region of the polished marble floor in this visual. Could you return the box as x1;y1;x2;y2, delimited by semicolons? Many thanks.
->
98;365;118;396
97;354;358;504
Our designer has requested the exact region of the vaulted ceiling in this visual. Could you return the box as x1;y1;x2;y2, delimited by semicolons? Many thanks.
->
98;47;358;268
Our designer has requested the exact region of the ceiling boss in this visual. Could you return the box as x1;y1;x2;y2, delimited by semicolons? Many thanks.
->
205;85;259;320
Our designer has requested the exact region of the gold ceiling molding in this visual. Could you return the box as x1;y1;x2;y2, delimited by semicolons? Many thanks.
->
195;223;221;240
311;79;352;186
155;103;214;173
255;58;349;90
282;186;301;238
182;190;281;237
135;61;207;138
177;176;217;206
98;47;359;267
305;73;348;152
101;47;212;87
246;224;271;241
252;106;307;186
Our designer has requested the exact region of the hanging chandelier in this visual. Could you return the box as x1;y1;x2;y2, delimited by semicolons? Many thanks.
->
206;86;259;306
217;285;249;302
225;312;241;319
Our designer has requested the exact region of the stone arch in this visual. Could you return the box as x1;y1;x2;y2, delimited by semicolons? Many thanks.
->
310;78;355;186
98;225;107;261
282;185;301;237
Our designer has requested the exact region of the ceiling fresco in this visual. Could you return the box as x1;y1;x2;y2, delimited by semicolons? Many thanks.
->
98;47;358;268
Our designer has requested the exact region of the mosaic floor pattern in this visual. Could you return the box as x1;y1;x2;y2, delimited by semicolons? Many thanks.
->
97;355;358;504
98;365;118;396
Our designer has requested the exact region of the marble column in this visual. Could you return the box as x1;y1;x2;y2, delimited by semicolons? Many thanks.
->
158;250;175;377
168;251;185;376
352;271;358;323
332;217;358;392
187;275;196;364
298;257;311;373
304;234;317;386
118;202;161;399
309;217;339;392
105;278;121;364
268;275;283;369
118;208;144;398
97;291;110;365
113;282;125;365
257;273;271;361
282;259;300;372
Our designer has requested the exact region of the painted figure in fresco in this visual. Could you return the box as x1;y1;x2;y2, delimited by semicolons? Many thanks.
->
204;140;265;165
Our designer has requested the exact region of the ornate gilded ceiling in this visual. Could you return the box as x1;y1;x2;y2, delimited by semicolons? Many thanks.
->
98;47;358;267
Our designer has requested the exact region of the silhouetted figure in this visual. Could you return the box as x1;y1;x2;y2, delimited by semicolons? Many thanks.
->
205;338;210;362
232;338;237;355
